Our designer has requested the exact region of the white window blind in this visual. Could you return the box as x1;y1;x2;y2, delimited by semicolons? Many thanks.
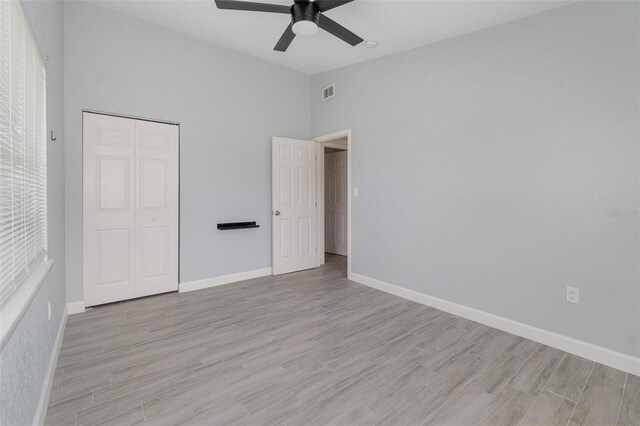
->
0;0;48;304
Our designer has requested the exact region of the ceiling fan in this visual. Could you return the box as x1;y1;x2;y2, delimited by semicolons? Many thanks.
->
214;0;363;52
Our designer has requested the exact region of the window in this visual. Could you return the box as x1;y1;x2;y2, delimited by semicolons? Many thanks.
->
0;0;48;304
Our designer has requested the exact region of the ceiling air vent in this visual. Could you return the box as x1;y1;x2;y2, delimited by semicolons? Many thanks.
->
322;83;335;101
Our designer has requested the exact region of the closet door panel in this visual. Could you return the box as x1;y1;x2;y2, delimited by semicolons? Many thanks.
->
83;113;135;306
134;119;179;297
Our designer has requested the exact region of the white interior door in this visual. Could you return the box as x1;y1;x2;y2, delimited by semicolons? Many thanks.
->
324;151;348;256
272;137;317;275
84;113;178;306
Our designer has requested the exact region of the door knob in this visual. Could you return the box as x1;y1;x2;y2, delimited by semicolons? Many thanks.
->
274;211;280;216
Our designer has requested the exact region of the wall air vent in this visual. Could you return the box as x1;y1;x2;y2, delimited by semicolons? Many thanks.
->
322;83;335;101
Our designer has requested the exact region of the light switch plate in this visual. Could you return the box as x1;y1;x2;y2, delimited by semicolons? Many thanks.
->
354;188;359;197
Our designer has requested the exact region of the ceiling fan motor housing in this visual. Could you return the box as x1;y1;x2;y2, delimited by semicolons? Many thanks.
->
291;2;320;26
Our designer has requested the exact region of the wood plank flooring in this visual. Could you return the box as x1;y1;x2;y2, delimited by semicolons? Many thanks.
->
45;255;638;425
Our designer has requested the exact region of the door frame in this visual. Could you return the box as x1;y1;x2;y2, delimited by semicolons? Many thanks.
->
313;129;351;278
82;110;181;306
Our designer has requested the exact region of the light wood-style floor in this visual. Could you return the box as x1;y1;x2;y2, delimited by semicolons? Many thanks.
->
45;255;639;426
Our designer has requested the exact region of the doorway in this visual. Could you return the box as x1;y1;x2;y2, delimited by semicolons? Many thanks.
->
270;131;351;277
314;130;351;276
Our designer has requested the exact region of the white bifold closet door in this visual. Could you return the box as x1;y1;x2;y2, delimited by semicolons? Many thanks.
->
83;112;178;306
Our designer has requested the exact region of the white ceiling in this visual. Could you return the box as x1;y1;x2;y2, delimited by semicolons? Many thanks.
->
92;0;574;75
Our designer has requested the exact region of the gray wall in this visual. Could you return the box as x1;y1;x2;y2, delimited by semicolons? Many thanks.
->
64;1;311;302
0;0;66;424
311;1;640;357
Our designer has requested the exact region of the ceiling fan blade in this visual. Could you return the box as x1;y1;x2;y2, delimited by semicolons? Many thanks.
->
318;14;363;46
313;0;354;12
215;0;291;14
274;23;296;51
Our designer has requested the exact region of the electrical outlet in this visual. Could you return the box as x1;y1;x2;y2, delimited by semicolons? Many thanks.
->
566;287;579;304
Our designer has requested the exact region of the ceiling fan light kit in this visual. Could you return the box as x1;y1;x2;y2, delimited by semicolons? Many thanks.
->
291;2;319;36
293;21;318;36
215;0;363;51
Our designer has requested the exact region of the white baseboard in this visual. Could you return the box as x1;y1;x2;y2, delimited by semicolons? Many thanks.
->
34;304;67;426
350;272;640;376
179;267;273;293
66;301;85;315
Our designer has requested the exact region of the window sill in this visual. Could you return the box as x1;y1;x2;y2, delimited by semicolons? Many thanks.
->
0;259;54;350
